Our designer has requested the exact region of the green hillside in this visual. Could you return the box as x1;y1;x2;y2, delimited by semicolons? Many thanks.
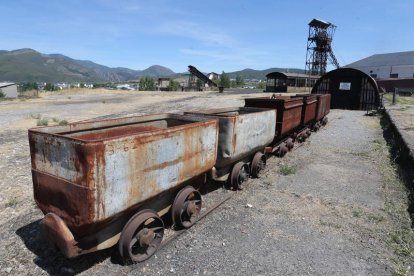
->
0;49;175;83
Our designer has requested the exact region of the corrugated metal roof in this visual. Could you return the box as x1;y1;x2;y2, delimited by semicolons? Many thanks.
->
346;51;414;68
308;18;333;28
266;72;319;79
0;82;16;88
284;73;320;79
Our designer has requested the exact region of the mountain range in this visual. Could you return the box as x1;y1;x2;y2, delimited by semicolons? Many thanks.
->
0;48;175;83
0;48;305;83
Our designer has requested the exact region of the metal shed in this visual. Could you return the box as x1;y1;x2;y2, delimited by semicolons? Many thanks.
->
0;82;17;98
311;68;381;110
265;72;320;92
265;72;288;92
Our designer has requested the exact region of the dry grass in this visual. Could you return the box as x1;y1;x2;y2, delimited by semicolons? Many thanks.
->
39;88;118;96
384;93;414;106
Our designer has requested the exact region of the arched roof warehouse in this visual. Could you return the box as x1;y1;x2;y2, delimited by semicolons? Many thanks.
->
311;68;381;110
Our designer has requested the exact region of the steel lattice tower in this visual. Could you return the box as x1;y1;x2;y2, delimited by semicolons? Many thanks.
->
305;19;340;76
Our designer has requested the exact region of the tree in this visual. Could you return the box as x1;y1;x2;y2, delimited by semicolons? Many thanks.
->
44;83;57;91
196;79;204;91
168;79;179;91
219;71;231;88
235;75;244;87
139;77;156;91
257;82;266;90
22;82;38;91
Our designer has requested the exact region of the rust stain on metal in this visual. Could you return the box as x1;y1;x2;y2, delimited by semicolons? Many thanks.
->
244;96;303;138
314;94;331;121
292;94;318;125
184;107;276;169
71;125;160;141
29;113;218;241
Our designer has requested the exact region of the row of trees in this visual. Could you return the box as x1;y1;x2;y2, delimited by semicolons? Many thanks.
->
21;82;58;91
216;72;245;88
139;77;181;91
19;73;251;93
140;72;247;91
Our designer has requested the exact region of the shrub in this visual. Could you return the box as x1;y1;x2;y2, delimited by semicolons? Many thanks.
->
37;118;49;126
58;120;68;126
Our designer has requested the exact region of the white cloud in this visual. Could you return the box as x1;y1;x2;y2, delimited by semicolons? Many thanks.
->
180;48;270;66
156;20;237;48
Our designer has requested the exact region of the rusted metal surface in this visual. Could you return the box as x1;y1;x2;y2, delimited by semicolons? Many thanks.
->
29;114;218;238
292;94;318;125
172;186;202;229
230;162;249;190
250;152;266;178
184;107;276;169
314;94;331;121
244;96;303;137
118;209;164;262
40;213;79;258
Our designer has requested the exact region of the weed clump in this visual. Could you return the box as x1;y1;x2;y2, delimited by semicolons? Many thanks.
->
37;118;49;126
58;120;68;126
279;164;296;176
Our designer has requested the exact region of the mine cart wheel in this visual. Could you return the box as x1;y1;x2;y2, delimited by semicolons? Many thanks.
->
119;209;164;263
251;152;266;178
172;186;202;229
297;134;305;143
285;138;294;151
277;143;288;157
231;162;249;190
312;122;320;132
322;117;328;126
305;128;311;137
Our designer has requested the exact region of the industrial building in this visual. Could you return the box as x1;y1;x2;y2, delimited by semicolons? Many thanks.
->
265;72;319;92
346;51;414;79
345;51;414;92
0;82;17;98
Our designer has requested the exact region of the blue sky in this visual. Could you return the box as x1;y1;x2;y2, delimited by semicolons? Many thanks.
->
1;0;413;73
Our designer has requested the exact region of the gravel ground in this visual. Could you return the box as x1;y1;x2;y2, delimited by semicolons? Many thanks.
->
0;90;412;275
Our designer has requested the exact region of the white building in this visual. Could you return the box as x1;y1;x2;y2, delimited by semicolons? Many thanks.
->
207;72;219;81
346;51;414;79
0;82;18;98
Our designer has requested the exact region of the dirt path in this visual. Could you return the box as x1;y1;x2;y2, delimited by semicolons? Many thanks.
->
0;90;412;275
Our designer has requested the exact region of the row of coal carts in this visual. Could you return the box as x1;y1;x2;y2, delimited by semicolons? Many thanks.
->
29;93;330;263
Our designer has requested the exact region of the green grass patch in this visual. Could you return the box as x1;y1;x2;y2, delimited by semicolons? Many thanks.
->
279;164;296;176
352;208;362;218
4;197;18;208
